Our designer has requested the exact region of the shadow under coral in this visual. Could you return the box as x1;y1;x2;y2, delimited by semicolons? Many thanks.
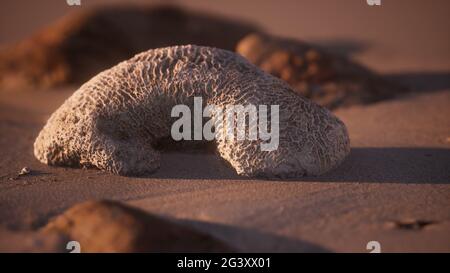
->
147;147;450;184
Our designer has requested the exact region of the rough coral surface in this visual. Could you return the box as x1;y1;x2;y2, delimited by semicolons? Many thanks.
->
34;45;350;178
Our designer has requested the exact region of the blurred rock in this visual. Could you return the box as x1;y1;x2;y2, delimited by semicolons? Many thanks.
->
44;200;234;253
236;33;407;109
0;227;68;252
0;5;258;89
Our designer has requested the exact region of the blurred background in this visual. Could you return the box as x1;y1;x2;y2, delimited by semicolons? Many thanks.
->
1;0;449;73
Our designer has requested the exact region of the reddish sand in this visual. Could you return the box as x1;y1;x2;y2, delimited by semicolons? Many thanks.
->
0;0;449;252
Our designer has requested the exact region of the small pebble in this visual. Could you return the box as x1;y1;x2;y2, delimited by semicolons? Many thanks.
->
19;167;31;176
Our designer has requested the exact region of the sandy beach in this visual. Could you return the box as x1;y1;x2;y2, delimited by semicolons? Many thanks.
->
0;0;449;252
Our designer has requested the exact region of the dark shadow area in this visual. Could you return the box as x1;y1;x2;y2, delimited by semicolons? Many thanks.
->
311;40;449;96
147;147;450;184
301;147;450;184
146;152;244;180
312;39;370;57
178;218;329;253
385;72;450;92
